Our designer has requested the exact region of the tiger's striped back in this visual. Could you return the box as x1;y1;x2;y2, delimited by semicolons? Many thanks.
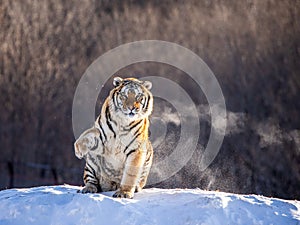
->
74;77;153;198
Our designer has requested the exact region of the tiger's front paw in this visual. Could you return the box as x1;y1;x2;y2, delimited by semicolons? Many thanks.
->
135;186;142;193
112;189;134;199
74;128;101;159
78;184;98;194
74;141;86;159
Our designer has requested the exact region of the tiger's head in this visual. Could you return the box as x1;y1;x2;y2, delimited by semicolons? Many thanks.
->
111;77;153;120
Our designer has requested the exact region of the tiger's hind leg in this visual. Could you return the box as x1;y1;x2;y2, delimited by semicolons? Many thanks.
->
78;163;100;194
78;170;119;194
79;183;99;194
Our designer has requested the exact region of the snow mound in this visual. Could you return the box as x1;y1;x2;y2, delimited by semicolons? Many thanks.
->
0;185;299;225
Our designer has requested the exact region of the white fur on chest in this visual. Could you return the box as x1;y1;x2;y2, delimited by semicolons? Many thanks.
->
93;117;140;170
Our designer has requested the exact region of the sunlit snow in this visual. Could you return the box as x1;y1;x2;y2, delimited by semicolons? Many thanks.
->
0;185;299;225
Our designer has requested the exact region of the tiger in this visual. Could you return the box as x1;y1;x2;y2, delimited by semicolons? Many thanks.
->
74;77;153;199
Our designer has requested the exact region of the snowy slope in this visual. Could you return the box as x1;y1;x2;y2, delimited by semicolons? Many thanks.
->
0;185;299;225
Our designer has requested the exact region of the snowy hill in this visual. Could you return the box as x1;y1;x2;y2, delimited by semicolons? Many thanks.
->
0;185;299;225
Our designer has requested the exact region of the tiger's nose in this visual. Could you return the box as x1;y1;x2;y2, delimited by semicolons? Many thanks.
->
129;102;139;111
128;105;135;111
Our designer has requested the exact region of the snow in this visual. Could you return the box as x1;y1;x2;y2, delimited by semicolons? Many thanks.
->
0;185;299;225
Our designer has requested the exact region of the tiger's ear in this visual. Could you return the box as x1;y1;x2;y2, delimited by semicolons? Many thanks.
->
143;81;152;90
113;77;123;87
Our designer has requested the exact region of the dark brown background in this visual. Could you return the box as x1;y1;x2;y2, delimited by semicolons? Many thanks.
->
0;0;299;199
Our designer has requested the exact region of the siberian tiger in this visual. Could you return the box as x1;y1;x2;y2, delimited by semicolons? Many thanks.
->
74;77;153;198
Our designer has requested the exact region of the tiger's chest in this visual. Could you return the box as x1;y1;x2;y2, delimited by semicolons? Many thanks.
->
97;125;138;167
105;128;139;155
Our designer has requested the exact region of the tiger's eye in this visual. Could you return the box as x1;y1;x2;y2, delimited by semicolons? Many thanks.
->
120;93;127;101
136;94;144;103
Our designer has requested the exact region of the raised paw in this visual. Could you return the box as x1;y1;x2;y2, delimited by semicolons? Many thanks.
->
112;190;134;199
78;185;98;194
74;128;101;159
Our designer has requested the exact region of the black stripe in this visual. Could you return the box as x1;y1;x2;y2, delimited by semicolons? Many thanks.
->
96;116;106;142
130;119;143;130
84;173;97;181
90;137;99;150
84;166;94;177
98;131;104;146
97;116;101;125
126;149;136;158
134;124;143;136
122;119;143;132
107;103;117;125
86;163;97;177
113;91;119;109
123;80;131;85
85;179;98;186
90;181;98;186
99;124;107;140
134;129;140;136
145;151;153;164
123;132;141;153
144;95;150;111
84;163;100;187
129;120;136;126
105;106;116;138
